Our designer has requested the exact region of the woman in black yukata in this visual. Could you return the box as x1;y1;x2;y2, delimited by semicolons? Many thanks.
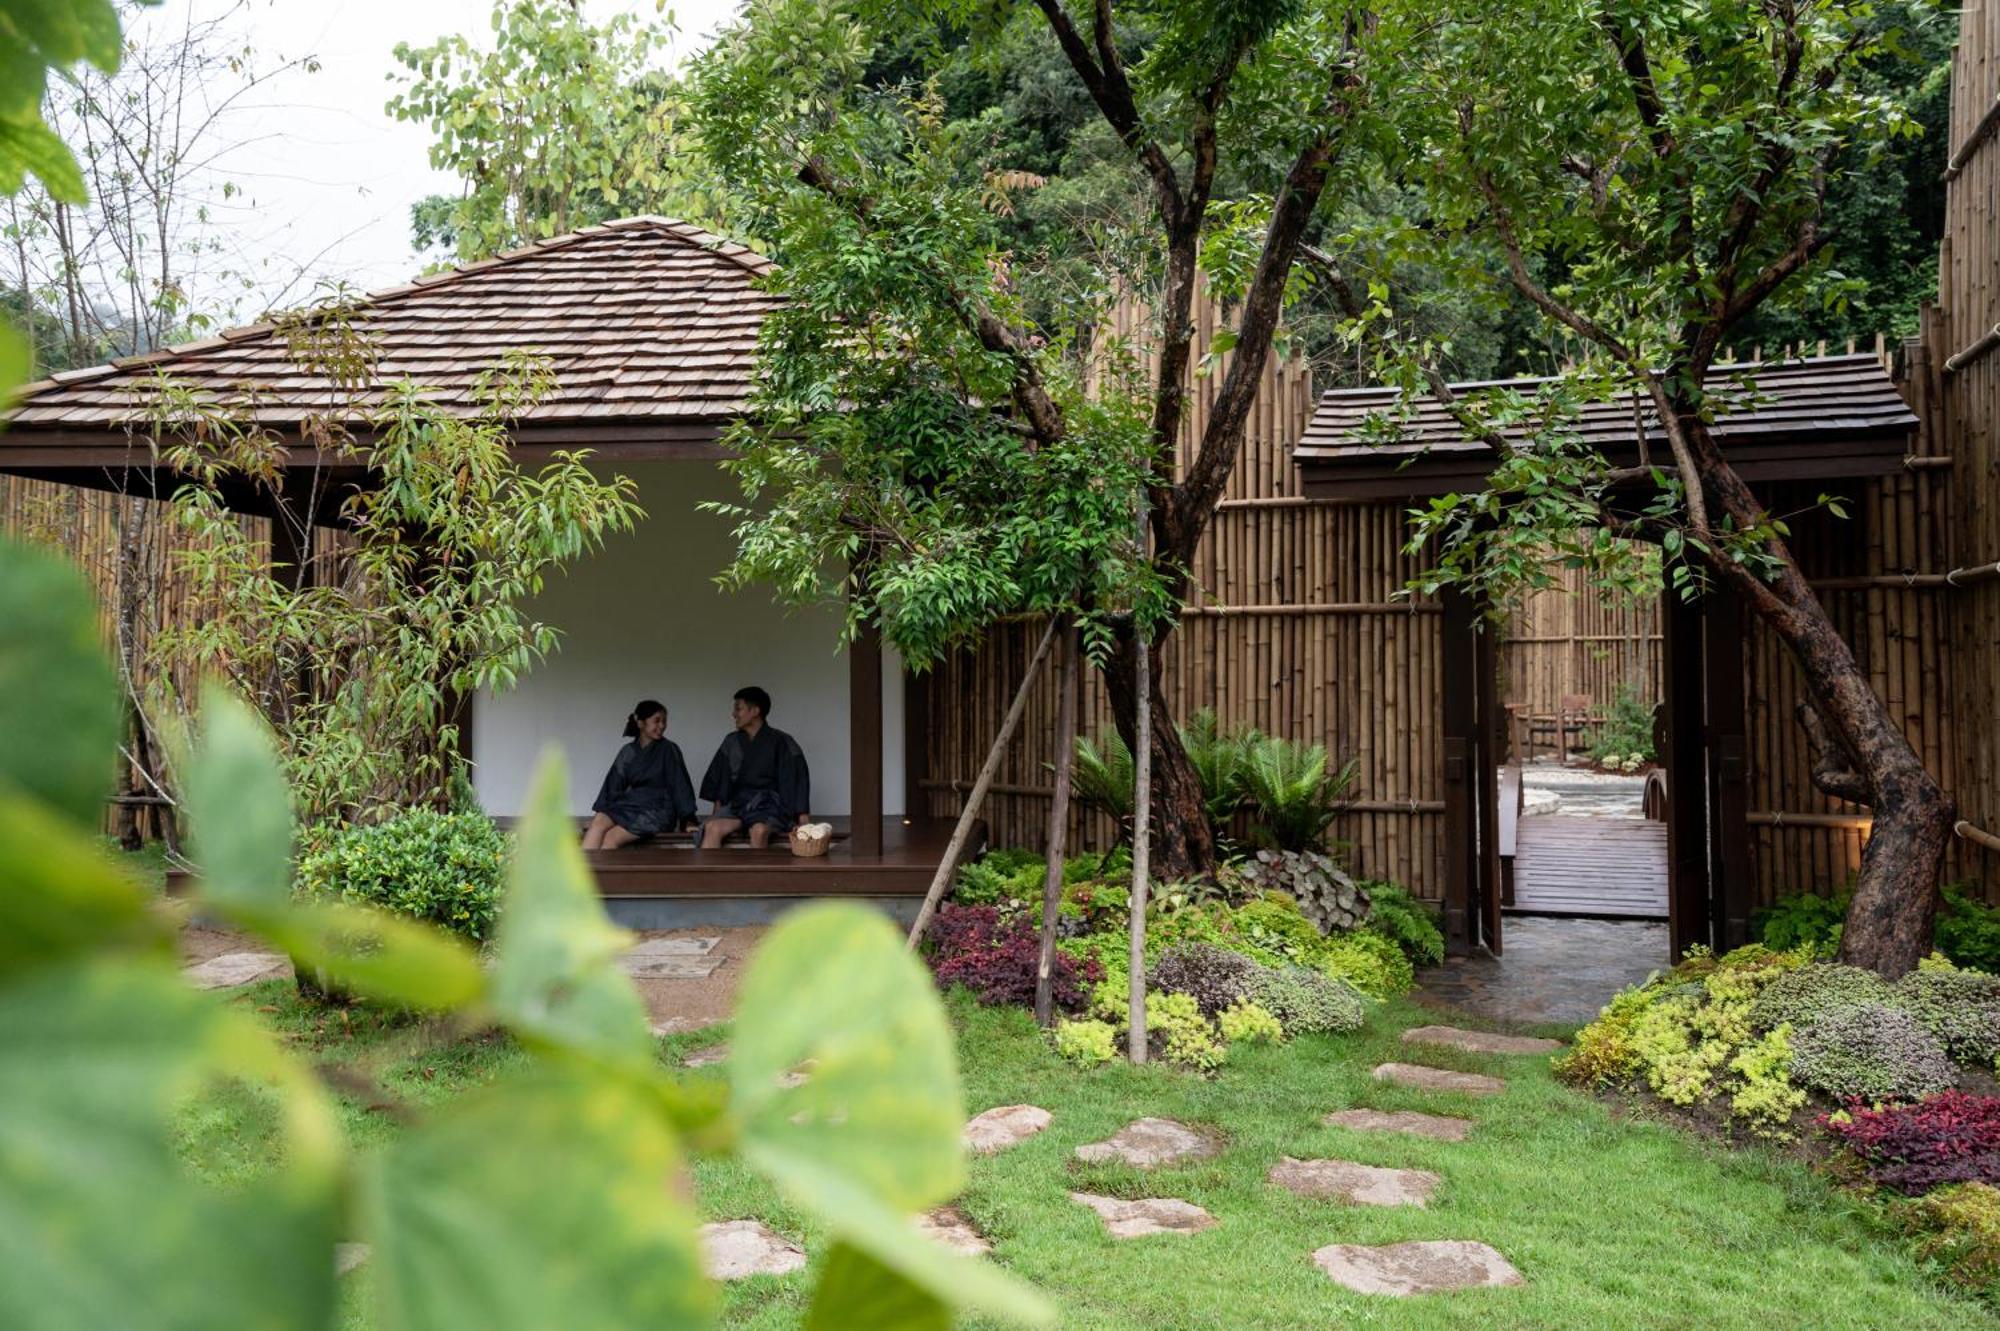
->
698;686;811;849
582;699;697;850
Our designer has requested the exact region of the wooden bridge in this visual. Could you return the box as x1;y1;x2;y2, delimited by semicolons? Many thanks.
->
1498;765;1670;920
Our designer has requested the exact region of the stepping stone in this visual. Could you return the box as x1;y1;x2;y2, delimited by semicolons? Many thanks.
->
627;936;720;958
1074;1117;1221;1168
1321;1108;1474;1142
1269;1157;1440;1207
1372;1063;1506;1096
915;1205;991;1256
682;1043;730;1067
619;937;724;980
1069;1192;1216;1239
1311;1240;1523;1296
699;1220;806;1280
650;1017;698;1037
963;1104;1052;1154
775;1061;814;1090
1402;1025;1562;1056
185;952;288;989
334;1242;371;1276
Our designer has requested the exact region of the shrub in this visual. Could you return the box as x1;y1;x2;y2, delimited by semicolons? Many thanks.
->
924;904;1101;1010
1587;684;1656;766
1241;964;1364;1036
1070;732;1134;831
1940;887;2000;975
1317;929;1415;999
1180;707;1252;834
1054;1018;1119;1066
1728;1026;1807;1138
1236;735;1356;852
1791;1004;1957;1103
1146;991;1226;1071
294;809;506;944
952;849;1043;906
1362;881;1445;967
1894;1182;2000;1297
1749;963;1893;1033
1894;969;2000;1064
1755;888;1851;955
1150;943;1260;1017
1823;1092;2000;1194
1554;988;1651;1088
1227;894;1325;967
1630;995;1729;1105
1217;999;1285;1045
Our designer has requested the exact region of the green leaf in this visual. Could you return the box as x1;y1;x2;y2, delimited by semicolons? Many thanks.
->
271;901;485;1012
732;903;1053;1326
364;1071;711;1331
0;319;27;400
488;752;653;1067
185;686;293;914
0;794;164;979
805;1242;950;1331
0;113;87;202
0;537;120;823
1;0;126;72
0;957;341;1331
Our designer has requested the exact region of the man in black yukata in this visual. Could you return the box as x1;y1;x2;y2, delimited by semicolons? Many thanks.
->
698;686;812;849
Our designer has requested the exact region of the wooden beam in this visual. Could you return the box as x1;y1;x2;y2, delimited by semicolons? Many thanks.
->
1661;587;1711;957
1439;588;1479;954
849;617;884;858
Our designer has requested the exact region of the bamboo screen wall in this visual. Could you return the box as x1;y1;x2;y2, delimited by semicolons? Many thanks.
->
1500;573;1661;720
1935;0;2000;900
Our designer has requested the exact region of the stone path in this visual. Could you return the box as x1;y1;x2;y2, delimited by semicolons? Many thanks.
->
1416;916;1667;1025
681;1043;729;1067
1312;1239;1524;1296
334;1243;371;1276
1321;1108;1474;1142
963;1104;1052;1154
1074;1117;1221;1168
619;935;723;980
1402;1024;1563;1056
1069;1192;1217;1239
1269;1157;1440;1207
184;951;288;989
700;1220;806;1279
916;1205;992;1256
1372;1062;1507;1096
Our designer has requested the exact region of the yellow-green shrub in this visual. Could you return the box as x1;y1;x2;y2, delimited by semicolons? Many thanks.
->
1895;1182;2000;1298
1218;999;1285;1045
1728;1026;1806;1138
1147;991;1227;1071
1054;1018;1119;1066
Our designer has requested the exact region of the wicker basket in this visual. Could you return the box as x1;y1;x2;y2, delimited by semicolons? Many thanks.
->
789;823;832;858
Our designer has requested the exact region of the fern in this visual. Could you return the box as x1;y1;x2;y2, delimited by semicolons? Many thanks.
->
1238;735;1357;852
1069;731;1135;834
1178;707;1254;830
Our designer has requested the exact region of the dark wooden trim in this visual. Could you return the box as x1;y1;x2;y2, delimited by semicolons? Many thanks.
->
1439;588;1479;953
848;618;884;857
1704;586;1752;949
903;661;928;819
1473;606;1503;956
1662;587;1711;957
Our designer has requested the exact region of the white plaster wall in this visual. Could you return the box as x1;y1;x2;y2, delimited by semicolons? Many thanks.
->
470;461;904;819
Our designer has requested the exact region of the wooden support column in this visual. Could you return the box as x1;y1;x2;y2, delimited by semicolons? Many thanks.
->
1703;585;1752;950
1662;586;1711;957
1440;588;1479;954
1473;599;1503;957
903;661;929;821
849;617;884;858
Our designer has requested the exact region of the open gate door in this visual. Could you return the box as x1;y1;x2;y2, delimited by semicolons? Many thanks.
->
1475;602;1504;956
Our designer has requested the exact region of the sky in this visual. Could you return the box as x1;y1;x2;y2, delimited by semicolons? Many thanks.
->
130;0;742;320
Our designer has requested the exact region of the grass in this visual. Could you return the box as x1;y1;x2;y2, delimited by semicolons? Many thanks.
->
179;980;2000;1331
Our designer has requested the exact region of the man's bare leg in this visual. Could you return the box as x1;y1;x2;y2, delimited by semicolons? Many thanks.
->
701;817;742;849
748;822;771;849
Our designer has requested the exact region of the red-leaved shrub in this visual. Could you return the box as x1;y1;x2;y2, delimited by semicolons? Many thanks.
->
1822;1091;2000;1195
923;904;1100;1010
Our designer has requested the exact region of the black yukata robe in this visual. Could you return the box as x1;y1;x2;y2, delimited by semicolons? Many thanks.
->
700;725;810;832
591;738;697;838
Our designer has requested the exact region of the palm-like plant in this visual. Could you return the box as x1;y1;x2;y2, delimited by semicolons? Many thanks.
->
1178;707;1255;832
1237;735;1358;852
1069;731;1135;838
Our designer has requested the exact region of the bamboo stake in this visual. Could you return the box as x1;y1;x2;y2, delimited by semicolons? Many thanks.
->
1035;616;1079;1029
1129;506;1153;1064
905;616;1060;948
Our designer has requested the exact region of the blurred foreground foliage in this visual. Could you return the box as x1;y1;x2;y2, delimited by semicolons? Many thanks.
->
0;535;1051;1330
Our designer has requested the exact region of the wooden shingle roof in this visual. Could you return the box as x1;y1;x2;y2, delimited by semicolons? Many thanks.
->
3;216;776;454
1295;354;1918;500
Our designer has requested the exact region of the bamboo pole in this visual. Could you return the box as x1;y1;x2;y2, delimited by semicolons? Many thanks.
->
1129;513;1153;1064
905;616;1060;948
1035;617;1079;1029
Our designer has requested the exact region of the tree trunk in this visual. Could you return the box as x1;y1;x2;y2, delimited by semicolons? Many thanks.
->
1035;618;1080;1028
1684;414;1952;977
1099;628;1217;882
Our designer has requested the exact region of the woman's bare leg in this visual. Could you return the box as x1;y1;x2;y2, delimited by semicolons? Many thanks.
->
582;812;616;850
601;823;640;850
701;817;742;849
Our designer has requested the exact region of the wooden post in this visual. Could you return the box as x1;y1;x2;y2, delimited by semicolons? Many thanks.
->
1128;504;1153;1063
905;619;1059;948
1035;616;1079;1029
849;617;884;859
1662;586;1711;958
1440;588;1479;953
1703;585;1753;950
1474;599;1503;957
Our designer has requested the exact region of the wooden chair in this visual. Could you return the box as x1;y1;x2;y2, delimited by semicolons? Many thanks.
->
1524;693;1596;764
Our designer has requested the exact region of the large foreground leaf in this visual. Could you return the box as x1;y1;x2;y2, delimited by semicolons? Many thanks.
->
805;1242;950;1331
0;538;120;824
732;903;1052;1326
488;753;653;1067
0;794;166;979
363;1071;710;1331
0;958;340;1331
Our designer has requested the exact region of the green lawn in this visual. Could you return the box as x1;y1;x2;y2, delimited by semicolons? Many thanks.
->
186;983;1995;1331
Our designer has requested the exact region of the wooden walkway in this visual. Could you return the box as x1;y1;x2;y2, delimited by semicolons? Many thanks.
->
1508;815;1669;918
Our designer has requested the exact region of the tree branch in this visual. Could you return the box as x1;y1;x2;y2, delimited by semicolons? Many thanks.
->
1796;700;1873;804
1029;0;1184;224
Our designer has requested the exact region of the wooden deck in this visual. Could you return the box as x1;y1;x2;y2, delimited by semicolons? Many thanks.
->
1507;815;1669;918
583;817;974;899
